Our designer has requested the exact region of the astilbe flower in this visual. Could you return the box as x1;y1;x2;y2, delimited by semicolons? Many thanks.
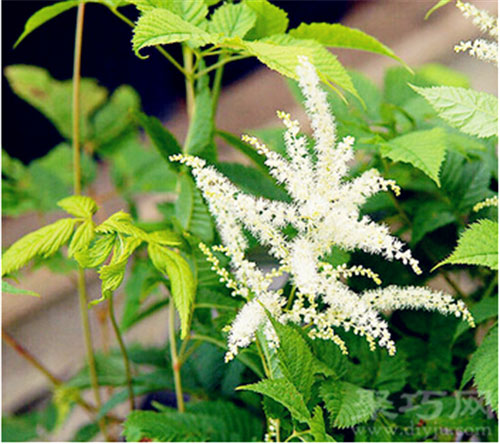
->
454;0;498;65
170;57;474;362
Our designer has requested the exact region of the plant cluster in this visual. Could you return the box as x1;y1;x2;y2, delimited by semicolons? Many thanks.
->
2;0;498;442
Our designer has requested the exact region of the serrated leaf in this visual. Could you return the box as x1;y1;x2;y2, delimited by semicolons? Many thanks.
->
2;280;40;297
381;128;447;186
412;85;498;138
133;111;182;166
4;65;107;140
320;380;377;429
74;234;115;268
57;195;98;218
244;0;288;40
175;174;214;243
68;220;95;258
239;377;311;423
411;201;456;246
309;406;335;442
132;0;209;25
98;260;127;298
147;243;195;338
435;219;498;270
462;325;498;412
2;218;77;276
208;2;256;38
132;8;217;56
290;22;406;66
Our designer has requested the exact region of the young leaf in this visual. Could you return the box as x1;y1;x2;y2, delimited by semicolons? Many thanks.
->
411;85;498;138
147;243;196;338
57;195;98;218
74;234;115;268
98;260;128;298
4;65;107;140
2;280;40;297
380;128;447;186
244;0;288;40
434;219;498;270
68;220;96;258
320;380;377;429
289;23;406;67
208;2;257;38
133;111;182;166
14;0;80;48
462;325;498;412
238;377;311;423
2;218;77;276
132;8;217;57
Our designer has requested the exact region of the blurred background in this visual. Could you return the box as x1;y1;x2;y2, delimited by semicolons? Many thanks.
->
2;0;498;440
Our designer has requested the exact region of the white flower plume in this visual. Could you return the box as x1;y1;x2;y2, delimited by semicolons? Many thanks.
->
170;57;474;361
454;0;498;65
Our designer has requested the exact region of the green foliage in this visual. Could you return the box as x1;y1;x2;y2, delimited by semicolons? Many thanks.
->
380;128;447;186
244;0;288;40
2;404;57;442
435;219;498;270
462;325;498;412
208;2;257;38
412;85;498;138
123;400;263;441
2;280;40;297
320;380;377;429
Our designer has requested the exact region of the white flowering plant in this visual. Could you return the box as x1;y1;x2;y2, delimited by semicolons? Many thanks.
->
2;0;497;442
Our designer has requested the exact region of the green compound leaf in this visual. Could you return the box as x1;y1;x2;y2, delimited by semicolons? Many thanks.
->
2;280;40;297
411;85;498;138
4;65;107;140
381;127;447;186
57;195;98;218
244;0;288;40
147;243;196;338
98;260;128;298
238;377;311;423
289;22;406;67
2;218;77;277
309;406;335;442
132;8;218;56
435;219;498;270
208;2;257;38
133;111;182;167
320;380;377;429
68;220;96;258
74;234;115;268
462;325;498;412
131;0;209;25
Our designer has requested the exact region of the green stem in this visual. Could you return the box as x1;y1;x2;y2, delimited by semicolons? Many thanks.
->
110;7;187;75
183;45;195;120
211;52;228;115
72;5;109;439
285;285;297;311
195;54;249;79
255;336;272;379
108;294;135;412
484;274;498;298
169;303;185;412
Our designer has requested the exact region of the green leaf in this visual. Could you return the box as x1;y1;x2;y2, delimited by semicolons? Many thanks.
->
208;2;256;38
132;8;217;56
425;0;453;19
147;243;196;338
320;380;377;429
71;422;99;442
381;127;447;186
239;377;311;423
2;280;40;297
68;220;96;258
411;201;456;246
57;195;98;218
454;296;498;341
2;218;77;276
4;65;107;140
133;111;182;166
14;0;80;47
411;85;498;138
215;129;267;172
244;0;288;40
435;219;498;270
98;260;128;297
74;234;115;268
175;174;214;243
289;22;406;67
462;325;498;412
184;85;216;161
416;63;470;88
131;0;209;25
309;406;335;442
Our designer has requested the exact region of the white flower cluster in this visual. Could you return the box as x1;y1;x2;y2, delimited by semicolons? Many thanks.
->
170;57;474;361
455;0;498;65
